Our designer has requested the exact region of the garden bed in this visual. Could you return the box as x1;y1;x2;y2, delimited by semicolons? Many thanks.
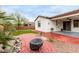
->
0;37;22;53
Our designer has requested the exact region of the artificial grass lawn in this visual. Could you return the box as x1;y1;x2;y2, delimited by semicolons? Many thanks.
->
13;29;37;36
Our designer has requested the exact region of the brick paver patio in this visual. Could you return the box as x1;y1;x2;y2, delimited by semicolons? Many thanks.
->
17;34;55;53
51;33;79;44
38;31;79;44
16;32;79;53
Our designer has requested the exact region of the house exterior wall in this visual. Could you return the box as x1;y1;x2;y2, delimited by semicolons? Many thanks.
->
35;17;57;32
71;19;79;32
35;16;79;33
55;20;63;31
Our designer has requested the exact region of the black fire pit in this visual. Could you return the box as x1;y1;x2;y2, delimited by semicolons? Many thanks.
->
30;38;43;51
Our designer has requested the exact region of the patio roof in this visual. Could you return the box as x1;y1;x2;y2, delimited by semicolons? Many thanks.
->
51;9;79;20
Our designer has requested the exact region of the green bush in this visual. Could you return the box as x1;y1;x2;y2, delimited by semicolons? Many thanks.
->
0;23;15;49
0;32;14;48
0;11;16;48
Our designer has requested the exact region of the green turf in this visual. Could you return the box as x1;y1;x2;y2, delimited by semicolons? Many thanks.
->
13;29;37;36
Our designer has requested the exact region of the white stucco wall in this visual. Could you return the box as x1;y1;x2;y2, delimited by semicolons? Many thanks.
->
55;20;63;31
35;17;57;32
35;16;79;32
71;19;79;32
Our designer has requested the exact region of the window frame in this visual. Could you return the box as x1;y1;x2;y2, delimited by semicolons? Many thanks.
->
73;20;79;28
38;21;41;27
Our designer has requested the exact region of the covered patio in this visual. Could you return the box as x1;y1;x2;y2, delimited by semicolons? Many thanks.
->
51;9;79;32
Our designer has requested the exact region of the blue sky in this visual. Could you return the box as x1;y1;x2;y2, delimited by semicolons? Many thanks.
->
1;5;79;21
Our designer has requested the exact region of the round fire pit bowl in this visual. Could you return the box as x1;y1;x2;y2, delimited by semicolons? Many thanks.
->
30;38;43;51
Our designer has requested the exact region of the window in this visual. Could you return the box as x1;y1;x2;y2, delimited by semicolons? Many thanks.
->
24;24;28;26
73;20;79;27
38;21;41;27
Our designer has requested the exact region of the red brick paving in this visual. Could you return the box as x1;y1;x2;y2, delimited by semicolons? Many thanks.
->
17;34;55;53
40;32;79;44
34;30;79;44
51;33;79;44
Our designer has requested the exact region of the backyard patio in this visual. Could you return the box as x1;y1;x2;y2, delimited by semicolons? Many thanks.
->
17;34;55;53
0;6;79;53
15;31;79;53
0;22;79;53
